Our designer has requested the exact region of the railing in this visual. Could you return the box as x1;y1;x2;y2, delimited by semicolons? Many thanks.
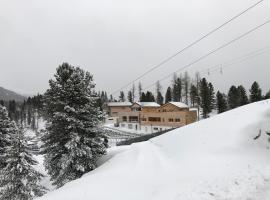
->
116;128;175;146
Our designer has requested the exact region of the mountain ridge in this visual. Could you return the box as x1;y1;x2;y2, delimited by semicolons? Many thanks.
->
0;86;27;102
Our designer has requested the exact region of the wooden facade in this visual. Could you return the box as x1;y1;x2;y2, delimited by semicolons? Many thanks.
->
107;102;197;132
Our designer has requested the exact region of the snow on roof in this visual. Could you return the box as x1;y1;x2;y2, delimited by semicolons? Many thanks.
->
135;102;160;107
107;102;132;107
169;101;189;108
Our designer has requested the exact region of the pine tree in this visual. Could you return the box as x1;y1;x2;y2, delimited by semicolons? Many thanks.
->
172;75;183;102
249;81;262;103
208;82;215;110
156;92;164;105
189;84;198;107
0;126;46;200
155;81;163;105
237;85;249;106
131;84;136;102
0;100;4;106
27;108;32;126
145;91;155;102
165;87;172;103
216;91;227;113
42;63;106;187
199;78;211;118
0;105;15;169
31;115;36;131
104;92;108;103
119;91;125;102
172;73;178;101
183;72;190;104
8;100;17;121
138;82;142;102
265;90;270;99
141;92;146;102
127;91;133;102
109;95;114;102
228;85;240;109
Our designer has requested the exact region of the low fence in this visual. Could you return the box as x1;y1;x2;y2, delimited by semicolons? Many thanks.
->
116;128;175;146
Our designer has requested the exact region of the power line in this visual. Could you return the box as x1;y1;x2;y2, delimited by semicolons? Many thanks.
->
199;45;270;75
110;0;265;95
143;19;270;90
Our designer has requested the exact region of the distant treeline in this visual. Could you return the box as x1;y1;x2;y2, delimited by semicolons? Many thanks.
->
0;94;43;130
111;72;270;119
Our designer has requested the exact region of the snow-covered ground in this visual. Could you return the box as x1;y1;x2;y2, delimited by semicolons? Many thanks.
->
37;100;270;200
25;119;55;191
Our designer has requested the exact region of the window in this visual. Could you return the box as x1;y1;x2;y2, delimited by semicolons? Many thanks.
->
121;124;125;127
175;118;181;122
153;127;159;131
129;116;138;122
169;118;174;122
122;116;127;122
148;117;161;122
141;118;147;121
132;107;141;111
128;124;133;129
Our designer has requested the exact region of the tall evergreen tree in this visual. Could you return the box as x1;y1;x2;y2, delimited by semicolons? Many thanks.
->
0;100;4;106
265;90;270;99
156;92;164;105
0;105;15;169
165;87;172;103
42;63;106;187
138;82;142;102
145;91;155;102
216;91;227;113
208;82;215;110
172;73;178;101
228;85;240;109
189;84;198;107
131;84;136;102
183;72;190;104
237;85;249;106
8;100;17;121
119;91;126;102
155;81;163;105
172;76;183;102
27;108;32;126
199;78;211;118
109;95;113;102
141;92;146;102
0;126;46;200
249;81;262;103
127;91;133;103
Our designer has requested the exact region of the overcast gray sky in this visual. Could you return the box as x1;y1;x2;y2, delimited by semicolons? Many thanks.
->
0;0;270;97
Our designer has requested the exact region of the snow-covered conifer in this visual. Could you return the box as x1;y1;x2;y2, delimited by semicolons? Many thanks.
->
0;125;46;200
0;105;16;169
42;63;106;187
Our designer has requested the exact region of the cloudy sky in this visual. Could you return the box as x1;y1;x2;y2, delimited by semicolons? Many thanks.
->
0;0;270;97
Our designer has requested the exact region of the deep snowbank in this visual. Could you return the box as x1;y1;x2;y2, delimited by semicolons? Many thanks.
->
37;100;270;200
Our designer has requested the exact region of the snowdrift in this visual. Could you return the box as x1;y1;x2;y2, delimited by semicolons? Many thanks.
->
38;100;270;200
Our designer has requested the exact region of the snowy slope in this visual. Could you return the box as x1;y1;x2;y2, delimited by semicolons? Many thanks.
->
37;100;270;200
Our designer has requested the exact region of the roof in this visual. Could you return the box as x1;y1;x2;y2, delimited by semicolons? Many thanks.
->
107;102;132;107
168;102;188;108
135;102;160;107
